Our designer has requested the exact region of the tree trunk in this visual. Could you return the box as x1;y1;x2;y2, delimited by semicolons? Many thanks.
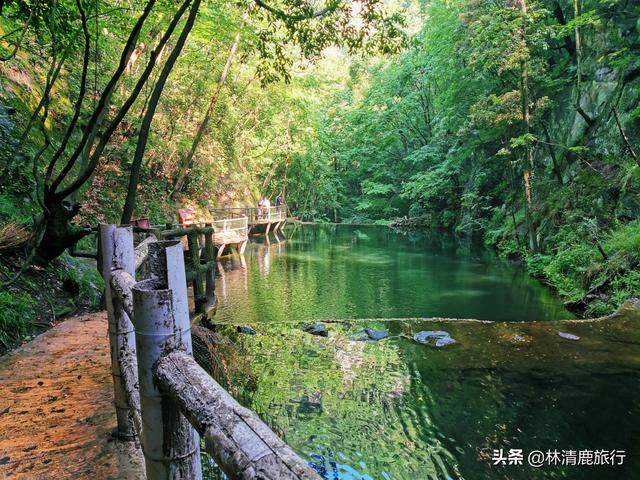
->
543;123;563;185
519;0;539;252
34;200;92;266
120;0;201;225
574;0;582;90
282;155;291;202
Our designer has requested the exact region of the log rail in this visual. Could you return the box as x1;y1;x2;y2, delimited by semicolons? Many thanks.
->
99;224;319;480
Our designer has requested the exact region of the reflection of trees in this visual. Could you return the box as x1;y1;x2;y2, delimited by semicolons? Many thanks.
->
213;320;467;479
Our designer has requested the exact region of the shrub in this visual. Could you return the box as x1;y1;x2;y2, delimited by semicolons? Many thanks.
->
0;290;35;349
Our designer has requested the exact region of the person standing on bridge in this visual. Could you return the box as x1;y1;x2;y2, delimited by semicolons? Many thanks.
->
258;197;271;219
275;194;283;207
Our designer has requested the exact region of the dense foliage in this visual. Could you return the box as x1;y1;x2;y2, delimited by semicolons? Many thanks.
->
284;0;640;315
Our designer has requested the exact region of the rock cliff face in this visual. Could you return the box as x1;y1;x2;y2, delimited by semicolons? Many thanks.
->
543;10;639;183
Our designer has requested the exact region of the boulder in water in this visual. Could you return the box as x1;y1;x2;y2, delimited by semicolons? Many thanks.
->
414;330;456;348
236;326;256;335
558;331;580;341
364;328;388;340
302;323;328;337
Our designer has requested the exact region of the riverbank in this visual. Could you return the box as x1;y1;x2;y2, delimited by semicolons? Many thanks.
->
0;252;103;355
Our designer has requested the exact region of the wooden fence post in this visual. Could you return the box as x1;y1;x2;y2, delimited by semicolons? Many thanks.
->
187;232;205;312
203;224;216;301
132;240;202;480
98;224;138;439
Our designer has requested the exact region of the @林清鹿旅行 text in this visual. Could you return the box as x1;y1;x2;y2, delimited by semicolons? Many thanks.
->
490;449;626;467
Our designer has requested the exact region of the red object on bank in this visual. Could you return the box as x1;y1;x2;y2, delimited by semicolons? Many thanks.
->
177;208;196;226
130;217;150;229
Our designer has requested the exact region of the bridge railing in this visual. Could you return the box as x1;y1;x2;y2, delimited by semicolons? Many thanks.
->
211;216;249;247
265;205;287;223
99;224;320;480
209;205;288;226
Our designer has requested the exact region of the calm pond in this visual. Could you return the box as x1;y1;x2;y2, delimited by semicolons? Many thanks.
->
205;224;640;480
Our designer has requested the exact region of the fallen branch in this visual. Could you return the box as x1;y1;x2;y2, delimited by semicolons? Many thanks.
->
612;106;638;166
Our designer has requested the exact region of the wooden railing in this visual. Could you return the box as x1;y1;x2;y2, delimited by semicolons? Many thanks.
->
210;205;288;226
86;217;254;317
159;224;216;315
99;224;319;480
211;216;249;250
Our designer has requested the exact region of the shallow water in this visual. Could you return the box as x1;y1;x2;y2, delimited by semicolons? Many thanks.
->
203;225;640;480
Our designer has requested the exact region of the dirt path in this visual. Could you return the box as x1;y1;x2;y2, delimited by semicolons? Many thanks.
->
0;312;144;480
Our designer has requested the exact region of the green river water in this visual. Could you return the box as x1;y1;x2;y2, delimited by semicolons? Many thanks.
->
203;224;640;480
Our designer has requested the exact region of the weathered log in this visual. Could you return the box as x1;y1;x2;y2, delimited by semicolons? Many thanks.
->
155;351;321;480
134;233;157;271
98;224;138;439
132;240;202;480
110;269;136;319
110;268;141;435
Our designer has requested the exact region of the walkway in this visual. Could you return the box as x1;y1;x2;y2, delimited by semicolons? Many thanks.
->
0;312;143;480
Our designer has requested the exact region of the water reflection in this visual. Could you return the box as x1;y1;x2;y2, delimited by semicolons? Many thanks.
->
216;224;571;324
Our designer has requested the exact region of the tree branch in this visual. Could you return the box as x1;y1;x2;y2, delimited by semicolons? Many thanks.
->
55;0;191;200
171;4;253;198
254;0;340;22
612;106;638;165
44;0;91;187
575;104;594;127
0;1;33;62
47;0;158;198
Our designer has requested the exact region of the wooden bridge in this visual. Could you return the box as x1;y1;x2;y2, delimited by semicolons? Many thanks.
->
209;205;288;234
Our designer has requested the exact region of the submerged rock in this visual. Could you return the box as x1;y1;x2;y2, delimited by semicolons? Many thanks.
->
558;332;580;341
236;326;256;335
414;330;449;341
364;328;388;340
414;330;456;348
302;323;328;337
296;393;322;414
